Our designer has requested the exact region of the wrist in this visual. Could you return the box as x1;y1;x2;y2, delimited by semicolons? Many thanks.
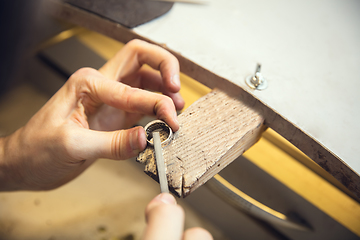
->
0;129;25;191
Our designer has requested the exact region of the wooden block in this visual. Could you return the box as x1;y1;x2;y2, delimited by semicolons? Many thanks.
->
137;89;265;197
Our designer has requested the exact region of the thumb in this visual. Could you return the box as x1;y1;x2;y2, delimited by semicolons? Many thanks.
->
72;126;147;160
142;193;184;240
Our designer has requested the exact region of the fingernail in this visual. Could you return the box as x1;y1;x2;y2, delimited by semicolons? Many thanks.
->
173;112;179;125
137;127;147;152
174;94;185;111
156;193;176;205
171;74;180;88
129;128;140;153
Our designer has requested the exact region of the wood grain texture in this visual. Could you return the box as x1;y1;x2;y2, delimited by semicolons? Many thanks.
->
47;0;360;202
137;89;265;197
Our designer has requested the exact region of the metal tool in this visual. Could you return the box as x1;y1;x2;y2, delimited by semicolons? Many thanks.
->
153;131;169;193
144;120;173;193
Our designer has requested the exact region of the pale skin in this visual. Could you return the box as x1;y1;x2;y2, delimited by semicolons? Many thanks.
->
0;39;212;240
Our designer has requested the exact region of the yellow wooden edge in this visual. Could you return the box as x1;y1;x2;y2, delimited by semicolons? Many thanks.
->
178;73;211;110
37;27;87;52
214;175;287;220
76;30;124;60
262;129;356;199
75;29;360;236
244;138;360;236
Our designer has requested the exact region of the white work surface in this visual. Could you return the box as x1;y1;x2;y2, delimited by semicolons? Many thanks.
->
134;0;360;174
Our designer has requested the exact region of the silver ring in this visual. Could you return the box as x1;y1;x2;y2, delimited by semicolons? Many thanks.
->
144;120;173;147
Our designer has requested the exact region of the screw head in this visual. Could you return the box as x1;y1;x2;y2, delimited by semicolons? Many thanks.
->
246;74;268;90
245;64;268;90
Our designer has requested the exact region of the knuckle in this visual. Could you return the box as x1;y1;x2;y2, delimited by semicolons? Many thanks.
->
155;95;173;115
163;94;173;103
111;130;124;159
66;67;102;94
159;94;173;107
68;67;96;86
129;39;141;44
72;67;96;78
126;39;144;50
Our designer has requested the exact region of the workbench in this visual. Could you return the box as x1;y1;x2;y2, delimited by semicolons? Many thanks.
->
41;0;360;238
49;0;360;202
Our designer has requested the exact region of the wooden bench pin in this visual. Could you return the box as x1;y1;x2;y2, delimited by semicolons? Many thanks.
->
138;89;265;197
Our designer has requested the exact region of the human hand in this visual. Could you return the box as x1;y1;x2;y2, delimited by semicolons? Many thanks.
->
91;39;184;131
143;193;213;240
0;40;184;191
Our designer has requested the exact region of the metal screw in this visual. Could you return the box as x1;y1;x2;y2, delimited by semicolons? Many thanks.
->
245;63;268;90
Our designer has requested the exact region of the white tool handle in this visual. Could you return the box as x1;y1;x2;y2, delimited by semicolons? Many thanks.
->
153;131;169;193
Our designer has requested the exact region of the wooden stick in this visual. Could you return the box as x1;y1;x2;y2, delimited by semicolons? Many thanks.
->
153;131;169;193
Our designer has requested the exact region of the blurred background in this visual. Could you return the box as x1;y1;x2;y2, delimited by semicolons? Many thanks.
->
0;1;359;239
